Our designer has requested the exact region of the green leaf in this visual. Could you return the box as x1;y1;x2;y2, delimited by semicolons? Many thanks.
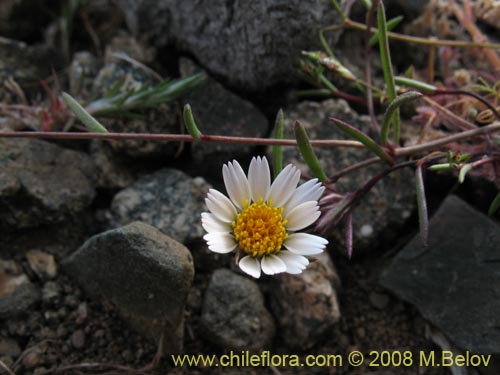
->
415;166;429;246
369;15;403;46
183;104;202;140
394;76;437;93
458;163;472;183
62;92;109;133
488;191;500;216
428;163;453;171
377;1;400;143
87;73;205;116
330;117;395;165
272;109;284;179
377;2;396;102
381;91;422;145
294;121;328;182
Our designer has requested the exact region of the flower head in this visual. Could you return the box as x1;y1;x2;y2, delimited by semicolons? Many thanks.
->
202;156;328;278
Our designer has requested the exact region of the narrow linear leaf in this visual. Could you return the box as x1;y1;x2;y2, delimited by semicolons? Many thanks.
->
377;1;400;144
381;91;422;144
345;212;353;259
488;191;500;216
394;76;437;93
415;166;429;246
183;104;202;140
369;15;403;46
330;117;395;165
272;109;284;178
458;164;472;183
62;92;108;133
377;2;396;101
294;121;328;182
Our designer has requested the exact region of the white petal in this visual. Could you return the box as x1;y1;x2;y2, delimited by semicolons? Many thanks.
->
284;233;328;255
204;233;237;253
284;179;325;215
205;189;237;223
285;201;321;231
222;160;251;209
248;156;271;202
276;251;309;274
239;256;261;278
261;254;287;275
201;212;231;233
267;164;301;208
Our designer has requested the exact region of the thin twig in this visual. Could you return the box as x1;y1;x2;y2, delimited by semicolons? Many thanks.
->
329;156;381;182
0;131;364;148
341;19;500;49
0;360;16;375
421;96;477;131
395;122;500;156
1;123;498;157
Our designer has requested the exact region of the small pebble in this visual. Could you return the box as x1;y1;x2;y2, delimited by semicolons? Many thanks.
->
71;330;86;349
26;250;58;280
42;282;62;304
75;302;88;324
369;291;390;310
356;327;366;339
22;350;43;369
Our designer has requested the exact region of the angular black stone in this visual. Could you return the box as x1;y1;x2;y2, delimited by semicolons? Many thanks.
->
380;195;500;354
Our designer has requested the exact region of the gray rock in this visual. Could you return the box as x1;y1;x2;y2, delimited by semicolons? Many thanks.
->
279;99;415;254
180;58;268;169
201;269;275;351
62;221;194;353
269;253;341;350
380;195;500;354
110;168;210;243
118;0;344;91
89;140;137;190
26;250;58;280
0;283;41;319
0;138;96;230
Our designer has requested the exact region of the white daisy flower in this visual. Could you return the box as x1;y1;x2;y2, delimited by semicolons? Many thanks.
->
202;156;328;278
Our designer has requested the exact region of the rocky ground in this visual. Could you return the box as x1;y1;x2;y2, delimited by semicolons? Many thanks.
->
1;0;500;374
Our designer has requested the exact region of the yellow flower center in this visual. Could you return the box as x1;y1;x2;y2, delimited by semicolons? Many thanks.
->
232;199;288;257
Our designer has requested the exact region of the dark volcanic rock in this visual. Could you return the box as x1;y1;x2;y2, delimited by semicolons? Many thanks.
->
63;221;194;353
380;195;500;354
109;168;210;243
0;138;96;230
201;269;275;351
118;0;344;91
